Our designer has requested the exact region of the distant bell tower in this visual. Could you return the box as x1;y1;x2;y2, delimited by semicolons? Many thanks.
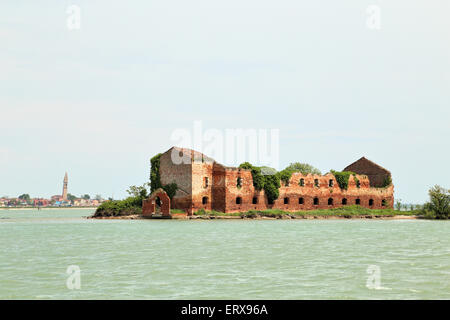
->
62;172;68;201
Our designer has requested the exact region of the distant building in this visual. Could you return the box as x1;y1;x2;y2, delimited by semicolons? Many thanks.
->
51;195;63;202
62;172;68;201
33;198;49;206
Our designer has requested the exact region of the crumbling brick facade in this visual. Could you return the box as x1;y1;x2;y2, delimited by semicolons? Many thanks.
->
154;147;394;214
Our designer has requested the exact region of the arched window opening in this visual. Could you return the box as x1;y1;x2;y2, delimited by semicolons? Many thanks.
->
237;177;242;188
299;178;305;187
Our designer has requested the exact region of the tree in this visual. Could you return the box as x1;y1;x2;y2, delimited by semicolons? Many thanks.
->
67;193;77;201
81;194;90;200
395;199;402;211
421;185;450;219
126;184;149;198
18;194;30;201
95;194;102;201
285;162;321;175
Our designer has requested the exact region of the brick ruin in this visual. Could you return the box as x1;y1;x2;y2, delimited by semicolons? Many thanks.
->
147;147;394;214
142;188;171;217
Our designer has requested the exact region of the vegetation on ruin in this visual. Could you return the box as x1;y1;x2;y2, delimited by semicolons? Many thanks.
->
150;153;162;193
330;170;356;190
285;162;321;175
278;168;295;186
161;183;178;199
239;162;280;203
417;185;450;219
239;161;323;203
380;175;393;188
149;153;178;199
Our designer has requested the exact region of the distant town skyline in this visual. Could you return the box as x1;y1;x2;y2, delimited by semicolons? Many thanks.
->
0;171;104;207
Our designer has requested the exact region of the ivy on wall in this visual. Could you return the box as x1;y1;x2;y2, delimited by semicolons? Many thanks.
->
330;170;356;190
278;169;294;186
239;162;281;203
150;153;178;199
381;175;392;188
150;153;162;193
162;183;178;199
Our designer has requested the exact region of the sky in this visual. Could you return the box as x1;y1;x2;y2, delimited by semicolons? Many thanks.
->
0;0;449;203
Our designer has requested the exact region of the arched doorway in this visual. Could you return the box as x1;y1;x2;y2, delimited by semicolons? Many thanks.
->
142;188;171;217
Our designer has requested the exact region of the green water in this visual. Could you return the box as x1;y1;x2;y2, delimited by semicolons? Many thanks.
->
0;209;449;299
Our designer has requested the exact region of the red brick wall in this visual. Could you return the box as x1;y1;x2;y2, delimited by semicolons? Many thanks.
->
211;163;227;212
215;171;393;213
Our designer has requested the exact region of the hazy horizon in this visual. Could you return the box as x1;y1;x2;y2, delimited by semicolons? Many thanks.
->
1;1;449;203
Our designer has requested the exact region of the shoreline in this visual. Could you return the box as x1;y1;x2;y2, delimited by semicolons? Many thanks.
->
0;207;97;210
90;214;418;220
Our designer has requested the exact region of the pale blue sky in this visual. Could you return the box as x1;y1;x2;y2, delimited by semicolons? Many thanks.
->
1;1;449;202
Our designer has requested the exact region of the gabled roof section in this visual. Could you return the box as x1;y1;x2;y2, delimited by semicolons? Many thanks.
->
344;157;391;174
163;146;216;164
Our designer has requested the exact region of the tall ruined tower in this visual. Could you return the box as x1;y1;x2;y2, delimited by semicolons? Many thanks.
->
62;172;68;201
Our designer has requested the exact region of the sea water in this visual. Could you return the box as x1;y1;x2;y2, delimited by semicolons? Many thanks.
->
0;209;449;299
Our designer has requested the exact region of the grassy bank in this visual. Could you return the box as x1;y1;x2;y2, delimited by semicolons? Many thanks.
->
194;206;418;218
92;203;418;219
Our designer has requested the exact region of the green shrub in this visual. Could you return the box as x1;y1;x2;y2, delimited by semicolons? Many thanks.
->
330;170;356;190
94;196;143;217
418;185;450;219
278;168;294;186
